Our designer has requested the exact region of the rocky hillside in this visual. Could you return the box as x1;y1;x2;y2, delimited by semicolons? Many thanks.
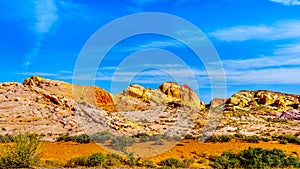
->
0;77;208;140
0;76;119;140
2;76;300;142
211;90;300;137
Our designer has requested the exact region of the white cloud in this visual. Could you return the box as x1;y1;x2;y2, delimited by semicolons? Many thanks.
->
274;43;300;55
24;0;86;67
270;0;300;6
34;0;58;33
15;72;58;77
130;0;170;6
225;67;300;85
210;20;300;41
223;55;300;70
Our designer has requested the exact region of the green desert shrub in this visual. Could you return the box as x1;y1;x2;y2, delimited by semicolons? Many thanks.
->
110;135;135;151
65;157;87;167
159;158;184;168
125;152;141;167
212;151;240;169
0;134;14;143
242;135;261;143
277;134;300;144
141;159;156;168
182;158;195;168
105;153;124;166
279;139;288;144
91;130;114;143
0;133;40;168
206;135;233;143
87;153;105;167
57;134;91;144
211;147;300;169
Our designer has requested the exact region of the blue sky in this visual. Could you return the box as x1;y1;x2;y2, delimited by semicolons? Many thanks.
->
1;0;300;103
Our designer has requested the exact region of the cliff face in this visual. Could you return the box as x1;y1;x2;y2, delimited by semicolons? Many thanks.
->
225;90;300;112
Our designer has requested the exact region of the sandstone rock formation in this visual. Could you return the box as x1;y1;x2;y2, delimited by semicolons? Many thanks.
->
115;82;206;111
209;98;228;108
225;90;300;112
23;76;116;112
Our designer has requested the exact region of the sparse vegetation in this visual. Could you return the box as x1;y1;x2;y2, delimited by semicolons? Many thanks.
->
212;147;300;169
159;158;184;168
206;134;273;143
0;134;14;143
86;153;105;167
65;157;87;167
91;130;114;143
57;134;91;144
206;135;233;143
110;135;135;151
125;152;141;167
105;153;124;166
0;133;40;168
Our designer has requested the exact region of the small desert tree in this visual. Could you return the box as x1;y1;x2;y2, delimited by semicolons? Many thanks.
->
0;132;40;168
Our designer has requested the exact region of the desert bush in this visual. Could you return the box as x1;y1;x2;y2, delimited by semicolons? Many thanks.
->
277;134;300;144
87;153;105;167
184;134;195;139
279;139;288;144
212;151;240;169
0;133;40;168
141;159;156;168
110;135;135;151
149;134;162;141
0;134;14;143
153;139;164;145
105;153;124;166
125;152;141;167
261;137;270;142
211;147;300;169
57;134;91;144
242;135;261;143
91;130;114;143
182;158;195;167
139;136;149;142
206;135;233;143
234;133;246;139
65;157;87;167
159;158;184;168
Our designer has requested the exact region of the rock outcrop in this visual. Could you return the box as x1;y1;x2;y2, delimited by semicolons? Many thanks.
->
158;82;205;109
225;90;300;112
115;82;205;111
23;76;116;112
209;98;228;108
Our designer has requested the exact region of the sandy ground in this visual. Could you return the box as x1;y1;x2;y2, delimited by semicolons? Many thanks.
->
36;139;300;168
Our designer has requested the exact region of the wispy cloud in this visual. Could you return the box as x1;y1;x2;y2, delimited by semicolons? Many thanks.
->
225;67;300;85
24;0;58;66
270;0;300;6
34;0;58;33
223;55;300;70
24;0;87;67
210;20;300;41
129;0;170;6
15;72;59;77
